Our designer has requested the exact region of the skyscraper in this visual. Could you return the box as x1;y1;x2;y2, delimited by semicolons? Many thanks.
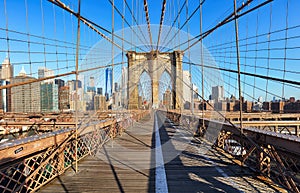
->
1;56;13;81
105;68;112;96
40;83;59;112
182;70;192;103
0;56;13;112
212;86;224;102
11;67;40;112
0;80;11;112
55;79;65;88
97;87;103;95
90;76;95;87
59;86;70;110
121;66;128;107
38;67;54;83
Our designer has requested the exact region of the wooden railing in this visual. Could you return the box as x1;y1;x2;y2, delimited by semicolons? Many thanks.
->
163;110;300;193
0;110;149;193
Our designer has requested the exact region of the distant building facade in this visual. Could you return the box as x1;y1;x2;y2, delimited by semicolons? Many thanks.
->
182;70;192;104
163;89;173;109
212;86;224;102
59;86;70;110
38;67;54;83
0;56;13;112
11;67;40;112
0;80;11;112
40;83;59;112
55;79;65;88
121;66;128;107
94;95;107;111
1;56;13;81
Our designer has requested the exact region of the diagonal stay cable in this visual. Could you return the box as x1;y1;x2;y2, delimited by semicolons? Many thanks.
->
160;0;186;48
184;61;300;87
161;63;298;193
156;0;167;51
172;0;255;52
180;0;273;52
143;0;153;50
48;0;147;52
162;0;205;50
167;0;273;52
108;0;150;50
48;0;122;50
123;0;151;49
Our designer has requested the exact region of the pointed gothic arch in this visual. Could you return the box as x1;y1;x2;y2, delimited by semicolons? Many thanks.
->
127;51;183;109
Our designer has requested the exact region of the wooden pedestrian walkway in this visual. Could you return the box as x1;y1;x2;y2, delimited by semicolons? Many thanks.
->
39;112;286;193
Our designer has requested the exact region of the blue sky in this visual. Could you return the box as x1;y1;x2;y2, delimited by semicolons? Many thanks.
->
0;0;299;102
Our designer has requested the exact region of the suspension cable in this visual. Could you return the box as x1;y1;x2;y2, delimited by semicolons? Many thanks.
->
108;0;150;50
167;0;274;52
123;0;150;49
160;0;186;49
162;0;204;50
156;0;167;51
143;0;153;50
48;0;147;52
185;61;300;86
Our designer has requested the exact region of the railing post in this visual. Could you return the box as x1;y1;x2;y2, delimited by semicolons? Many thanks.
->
75;0;81;173
295;117;300;136
58;149;65;172
258;145;271;177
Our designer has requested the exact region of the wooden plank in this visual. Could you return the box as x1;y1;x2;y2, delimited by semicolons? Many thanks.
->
40;113;286;193
0;129;73;165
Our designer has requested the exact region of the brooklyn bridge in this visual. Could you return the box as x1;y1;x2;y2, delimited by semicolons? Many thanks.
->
0;0;299;192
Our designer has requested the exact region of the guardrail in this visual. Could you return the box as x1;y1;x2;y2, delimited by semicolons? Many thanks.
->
163;110;300;193
0;110;149;193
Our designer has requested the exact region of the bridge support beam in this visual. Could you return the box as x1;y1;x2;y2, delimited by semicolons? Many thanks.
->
126;50;183;109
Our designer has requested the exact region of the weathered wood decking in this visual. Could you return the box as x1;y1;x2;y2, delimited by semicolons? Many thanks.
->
40;112;285;193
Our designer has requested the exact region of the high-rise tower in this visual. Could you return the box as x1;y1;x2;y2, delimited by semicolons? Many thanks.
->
105;68;112;97
1;55;13;81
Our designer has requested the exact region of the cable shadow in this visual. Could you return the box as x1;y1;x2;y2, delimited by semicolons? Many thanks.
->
103;146;125;193
153;111;253;193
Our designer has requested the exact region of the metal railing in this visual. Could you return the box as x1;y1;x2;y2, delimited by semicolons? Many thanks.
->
164;110;300;193
0;110;148;193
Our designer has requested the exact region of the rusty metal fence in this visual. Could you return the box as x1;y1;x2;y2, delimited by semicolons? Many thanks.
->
0;110;148;193
164;110;300;193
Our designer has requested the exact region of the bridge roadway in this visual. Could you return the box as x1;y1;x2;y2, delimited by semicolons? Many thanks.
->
39;112;286;193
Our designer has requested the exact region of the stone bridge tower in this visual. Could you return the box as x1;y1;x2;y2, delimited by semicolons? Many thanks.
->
126;50;183;109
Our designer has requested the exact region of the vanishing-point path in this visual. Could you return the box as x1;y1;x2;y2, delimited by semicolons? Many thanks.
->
40;111;285;193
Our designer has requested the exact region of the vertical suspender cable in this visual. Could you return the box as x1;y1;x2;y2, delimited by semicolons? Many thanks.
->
253;9;259;100
131;0;133;50
122;0;125;107
25;0;34;110
233;0;243;132
111;0;115;96
136;0;138;52
4;0;10;67
75;0;81;173
282;1;289;99
243;11;248;102
123;0;151;50
265;3;272;101
185;0;193;114
160;0;186;49
53;4;59;76
200;0;205;130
